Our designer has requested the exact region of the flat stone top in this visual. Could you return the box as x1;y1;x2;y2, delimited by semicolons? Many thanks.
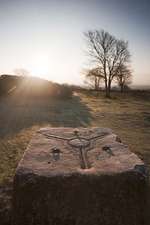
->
16;127;144;177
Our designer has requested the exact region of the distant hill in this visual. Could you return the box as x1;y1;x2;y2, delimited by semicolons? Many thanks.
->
130;85;150;90
0;74;72;99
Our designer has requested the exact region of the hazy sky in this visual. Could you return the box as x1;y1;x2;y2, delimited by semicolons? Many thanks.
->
0;0;150;85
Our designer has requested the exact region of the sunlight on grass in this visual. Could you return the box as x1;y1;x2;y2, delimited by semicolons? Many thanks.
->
0;91;150;185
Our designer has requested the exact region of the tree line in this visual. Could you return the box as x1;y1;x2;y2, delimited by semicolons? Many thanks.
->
83;30;132;97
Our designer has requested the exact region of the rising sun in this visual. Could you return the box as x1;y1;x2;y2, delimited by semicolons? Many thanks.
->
28;53;50;80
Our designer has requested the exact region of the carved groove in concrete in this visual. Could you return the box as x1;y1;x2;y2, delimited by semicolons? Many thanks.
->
39;129;109;169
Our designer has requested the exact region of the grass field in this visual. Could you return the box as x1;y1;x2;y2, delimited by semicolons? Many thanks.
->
0;90;150;186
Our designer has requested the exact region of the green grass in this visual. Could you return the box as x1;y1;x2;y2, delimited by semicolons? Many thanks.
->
0;90;150;185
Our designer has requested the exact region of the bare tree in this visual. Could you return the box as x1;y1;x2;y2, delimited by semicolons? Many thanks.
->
84;30;130;97
116;64;132;92
13;68;30;77
84;67;104;90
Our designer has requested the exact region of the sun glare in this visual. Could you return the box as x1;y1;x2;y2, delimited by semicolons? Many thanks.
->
28;54;50;79
26;52;71;84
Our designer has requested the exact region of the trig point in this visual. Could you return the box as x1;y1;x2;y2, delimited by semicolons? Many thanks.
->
13;127;148;225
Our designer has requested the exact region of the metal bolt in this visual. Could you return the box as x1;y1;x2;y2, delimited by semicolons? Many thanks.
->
51;147;62;160
74;129;79;136
102;145;114;156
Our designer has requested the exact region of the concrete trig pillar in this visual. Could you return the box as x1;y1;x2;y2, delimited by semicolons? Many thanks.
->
12;127;149;225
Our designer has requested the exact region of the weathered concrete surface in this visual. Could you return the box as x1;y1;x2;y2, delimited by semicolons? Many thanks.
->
13;127;149;225
0;184;12;225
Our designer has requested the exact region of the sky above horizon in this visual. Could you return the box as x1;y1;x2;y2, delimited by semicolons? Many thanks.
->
0;0;150;85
